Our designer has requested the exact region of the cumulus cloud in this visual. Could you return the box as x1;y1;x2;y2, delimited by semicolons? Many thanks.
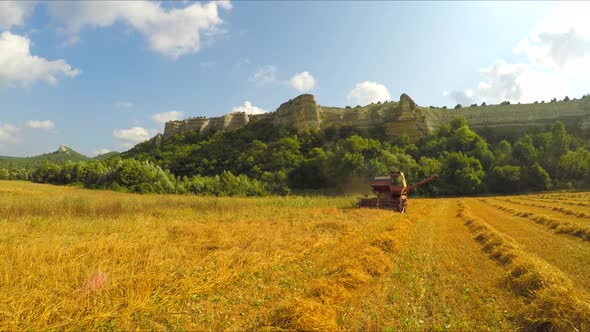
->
0;123;19;147
446;2;589;105
116;101;133;109
514;2;590;74
46;1;232;59
251;65;277;85
447;60;568;104
151;110;185;124
445;90;475;106
232;101;266;115
347;81;391;106
26;120;55;130
0;1;36;30
0;32;80;87
93;148;112;156
113;126;151;143
290;71;316;92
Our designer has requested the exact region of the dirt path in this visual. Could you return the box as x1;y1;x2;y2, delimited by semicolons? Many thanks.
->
467;198;590;292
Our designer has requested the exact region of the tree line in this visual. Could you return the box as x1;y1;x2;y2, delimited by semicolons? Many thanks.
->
1;117;589;196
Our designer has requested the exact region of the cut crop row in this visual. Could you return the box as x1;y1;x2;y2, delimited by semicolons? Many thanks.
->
456;202;590;331
481;200;590;242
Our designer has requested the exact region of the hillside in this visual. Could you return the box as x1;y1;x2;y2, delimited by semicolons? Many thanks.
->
0;145;119;169
3;100;589;197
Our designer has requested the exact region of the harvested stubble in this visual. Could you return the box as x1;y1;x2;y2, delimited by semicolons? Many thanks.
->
457;202;590;331
521;196;590;208
0;181;410;331
4;181;590;331
484;200;590;241
503;198;590;219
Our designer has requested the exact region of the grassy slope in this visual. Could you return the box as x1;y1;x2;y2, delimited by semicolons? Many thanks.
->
1;181;589;330
0;147;89;169
0;147;119;169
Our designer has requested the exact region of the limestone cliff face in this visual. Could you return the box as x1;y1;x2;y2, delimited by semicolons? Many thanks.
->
272;94;321;131
417;97;590;133
318;93;425;140
163;113;250;140
161;93;590;143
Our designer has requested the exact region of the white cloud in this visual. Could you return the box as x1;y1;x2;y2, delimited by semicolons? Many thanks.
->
347;81;391;106
290;71;316;92
151;110;185;124
113;126;151;143
93;148;111;156
251;65;277;85
47;1;232;59
448;60;569;104
446;2;588;105
514;2;590;74
232;101;266;115
0;32;80;87
26;120;55;130
0;1;36;30
59;35;80;48
217;1;233;11
116;101;133;109
447;90;475;106
0;123;19;147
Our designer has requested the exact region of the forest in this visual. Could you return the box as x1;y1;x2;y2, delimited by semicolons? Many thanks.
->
2;117;589;196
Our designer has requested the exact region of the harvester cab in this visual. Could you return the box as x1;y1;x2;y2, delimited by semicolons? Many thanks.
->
357;171;438;213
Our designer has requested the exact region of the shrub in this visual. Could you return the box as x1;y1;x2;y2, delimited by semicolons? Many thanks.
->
488;165;521;193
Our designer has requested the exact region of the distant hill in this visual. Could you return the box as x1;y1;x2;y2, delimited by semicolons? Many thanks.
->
93;151;120;160
0;145;119;169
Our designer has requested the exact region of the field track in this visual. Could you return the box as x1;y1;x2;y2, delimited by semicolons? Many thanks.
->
1;181;589;330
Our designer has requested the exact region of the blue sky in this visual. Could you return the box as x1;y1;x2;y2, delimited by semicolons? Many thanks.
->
1;1;589;157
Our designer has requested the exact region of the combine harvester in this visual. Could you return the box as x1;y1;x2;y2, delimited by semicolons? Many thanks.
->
357;171;438;213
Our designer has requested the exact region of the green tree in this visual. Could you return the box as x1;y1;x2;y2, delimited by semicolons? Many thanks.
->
0;168;9;180
493;140;512;165
526;163;552;190
558;148;590;180
488;165;521;193
440;152;484;195
512;135;537;166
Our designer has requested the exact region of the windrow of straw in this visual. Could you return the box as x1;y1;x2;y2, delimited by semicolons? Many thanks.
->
483;200;590;242
457;202;590;331
266;215;417;332
502;198;590;219
521;196;590;208
538;192;590;200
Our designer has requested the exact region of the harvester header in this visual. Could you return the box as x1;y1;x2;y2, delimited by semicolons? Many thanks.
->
357;171;438;213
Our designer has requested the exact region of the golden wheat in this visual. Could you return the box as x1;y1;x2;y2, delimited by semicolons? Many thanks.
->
2;181;590;330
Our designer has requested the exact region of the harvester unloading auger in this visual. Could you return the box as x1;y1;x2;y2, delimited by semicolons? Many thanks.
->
357;172;438;213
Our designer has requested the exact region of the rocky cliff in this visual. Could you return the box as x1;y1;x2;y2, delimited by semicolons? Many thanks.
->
162;94;590;142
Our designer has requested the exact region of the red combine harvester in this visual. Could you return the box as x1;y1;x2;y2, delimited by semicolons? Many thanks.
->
357;171;438;213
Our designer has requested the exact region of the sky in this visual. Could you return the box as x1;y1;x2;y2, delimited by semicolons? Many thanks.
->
1;1;589;157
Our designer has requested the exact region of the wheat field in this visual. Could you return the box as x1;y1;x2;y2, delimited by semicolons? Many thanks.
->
1;181;590;331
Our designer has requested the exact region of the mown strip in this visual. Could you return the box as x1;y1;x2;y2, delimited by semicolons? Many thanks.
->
521;197;590;209
265;207;434;331
457;202;590;331
482;200;590;242
500;198;590;219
